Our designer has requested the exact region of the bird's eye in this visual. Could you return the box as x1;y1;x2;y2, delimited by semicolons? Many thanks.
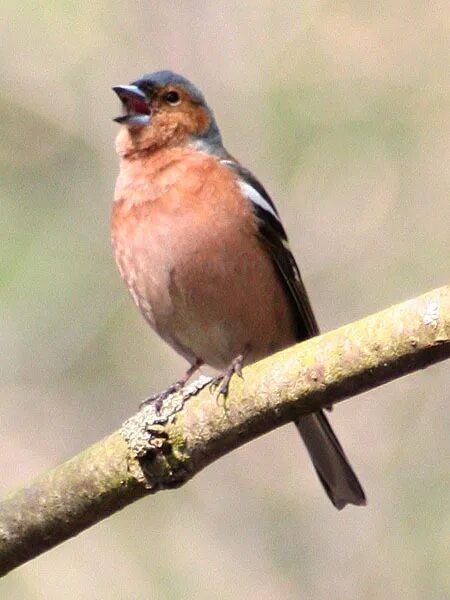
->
164;90;181;105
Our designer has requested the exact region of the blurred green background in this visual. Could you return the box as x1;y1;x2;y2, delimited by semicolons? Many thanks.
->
1;2;449;599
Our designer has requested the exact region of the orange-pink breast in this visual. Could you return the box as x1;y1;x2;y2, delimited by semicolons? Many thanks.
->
112;147;297;368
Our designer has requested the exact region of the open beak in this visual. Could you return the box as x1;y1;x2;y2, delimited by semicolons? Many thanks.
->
112;85;151;126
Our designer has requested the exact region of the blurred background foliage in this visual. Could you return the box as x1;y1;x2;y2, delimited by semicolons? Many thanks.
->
1;2;449;599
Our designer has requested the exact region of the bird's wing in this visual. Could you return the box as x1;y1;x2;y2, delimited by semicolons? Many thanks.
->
221;158;319;341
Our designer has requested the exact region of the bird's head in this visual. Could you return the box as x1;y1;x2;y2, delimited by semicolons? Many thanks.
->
113;70;222;157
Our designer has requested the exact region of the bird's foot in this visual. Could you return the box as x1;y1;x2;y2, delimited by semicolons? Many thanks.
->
210;354;244;399
140;359;204;413
140;382;183;413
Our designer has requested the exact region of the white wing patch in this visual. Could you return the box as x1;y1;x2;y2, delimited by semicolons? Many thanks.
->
220;158;291;251
237;179;280;221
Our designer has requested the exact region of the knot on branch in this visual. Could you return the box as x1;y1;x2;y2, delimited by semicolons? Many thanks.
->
120;375;212;491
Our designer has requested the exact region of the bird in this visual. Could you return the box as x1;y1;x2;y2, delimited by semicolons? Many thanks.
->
111;70;366;509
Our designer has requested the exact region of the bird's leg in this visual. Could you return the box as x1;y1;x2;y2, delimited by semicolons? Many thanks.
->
141;359;204;411
211;354;244;398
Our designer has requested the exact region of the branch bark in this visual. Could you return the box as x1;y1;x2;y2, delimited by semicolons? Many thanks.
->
1;285;449;576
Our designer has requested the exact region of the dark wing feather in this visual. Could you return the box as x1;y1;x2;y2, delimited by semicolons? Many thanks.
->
256;218;320;341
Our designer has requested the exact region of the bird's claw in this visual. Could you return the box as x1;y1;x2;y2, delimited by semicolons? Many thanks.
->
210;354;244;400
140;382;183;413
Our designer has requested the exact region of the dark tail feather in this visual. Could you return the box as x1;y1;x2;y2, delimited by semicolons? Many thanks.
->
295;411;366;509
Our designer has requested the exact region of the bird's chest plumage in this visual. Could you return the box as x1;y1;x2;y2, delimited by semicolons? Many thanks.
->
112;148;295;367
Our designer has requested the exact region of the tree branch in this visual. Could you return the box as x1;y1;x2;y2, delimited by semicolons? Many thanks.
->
1;285;449;576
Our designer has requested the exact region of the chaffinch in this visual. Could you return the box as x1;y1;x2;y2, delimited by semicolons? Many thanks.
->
112;70;366;509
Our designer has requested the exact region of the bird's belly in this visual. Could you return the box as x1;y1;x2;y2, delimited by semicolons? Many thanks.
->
112;193;296;369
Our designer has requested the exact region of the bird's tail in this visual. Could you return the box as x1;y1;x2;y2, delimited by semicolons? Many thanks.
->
295;411;366;509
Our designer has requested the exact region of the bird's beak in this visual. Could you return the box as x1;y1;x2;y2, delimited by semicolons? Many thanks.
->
112;85;151;126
